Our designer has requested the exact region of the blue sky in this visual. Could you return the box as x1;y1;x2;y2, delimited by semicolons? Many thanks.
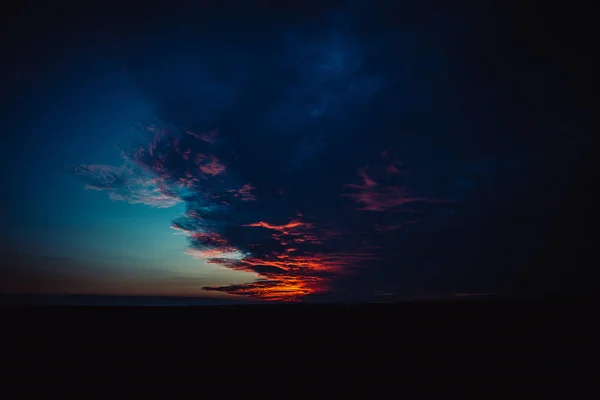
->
1;54;256;297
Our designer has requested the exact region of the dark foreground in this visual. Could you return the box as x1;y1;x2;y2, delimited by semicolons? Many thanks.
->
3;294;595;372
1;293;595;306
1;293;596;315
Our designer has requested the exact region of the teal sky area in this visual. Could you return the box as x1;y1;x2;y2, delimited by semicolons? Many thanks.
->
1;55;256;298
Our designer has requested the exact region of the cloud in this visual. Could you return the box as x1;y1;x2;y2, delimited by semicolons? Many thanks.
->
67;4;548;301
73;114;430;300
185;128;218;144
68;163;181;208
342;155;451;212
198;156;227;177
231;184;257;201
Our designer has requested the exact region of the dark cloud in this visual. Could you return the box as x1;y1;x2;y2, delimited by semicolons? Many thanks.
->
68;1;595;300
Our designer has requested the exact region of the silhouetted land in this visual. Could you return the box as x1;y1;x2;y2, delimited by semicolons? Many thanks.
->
0;293;594;308
3;294;594;352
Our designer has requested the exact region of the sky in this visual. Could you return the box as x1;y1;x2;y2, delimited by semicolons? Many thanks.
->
1;1;595;303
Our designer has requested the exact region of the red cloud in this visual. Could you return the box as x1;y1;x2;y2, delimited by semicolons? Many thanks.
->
199;156;226;177
343;167;425;211
244;219;311;232
73;125;451;302
184;128;218;144
343;151;447;212
196;216;379;300
345;167;378;190
244;218;322;246
234;184;256;201
204;249;378;301
343;185;428;212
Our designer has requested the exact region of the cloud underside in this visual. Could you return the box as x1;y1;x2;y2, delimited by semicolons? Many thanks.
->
71;120;451;300
69;17;462;301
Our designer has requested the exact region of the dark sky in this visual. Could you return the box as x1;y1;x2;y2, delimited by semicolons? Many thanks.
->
1;0;595;302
